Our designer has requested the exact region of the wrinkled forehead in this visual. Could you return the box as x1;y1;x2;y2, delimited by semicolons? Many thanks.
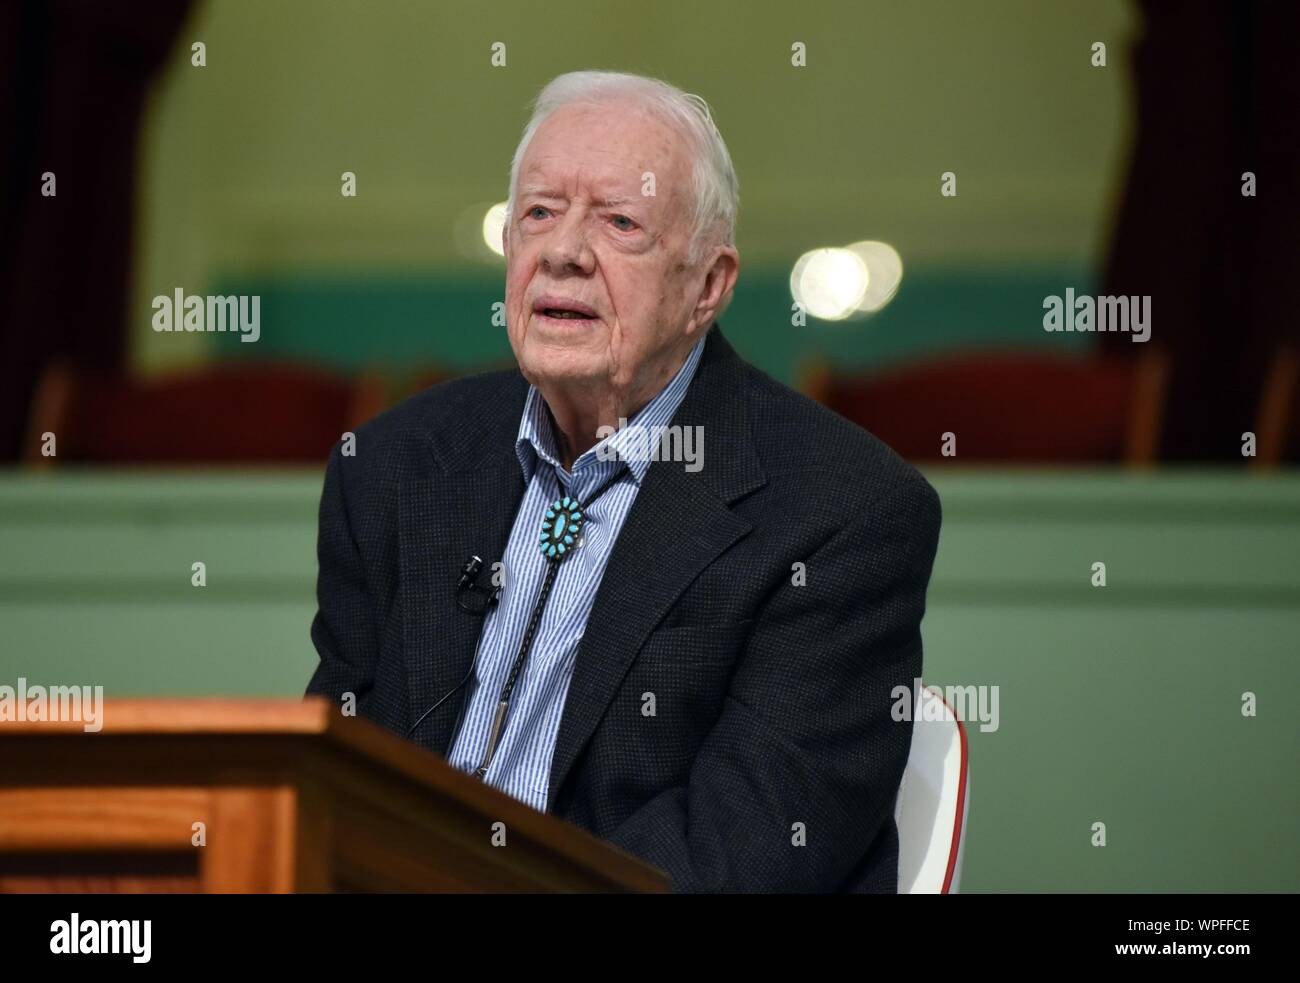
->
517;101;694;215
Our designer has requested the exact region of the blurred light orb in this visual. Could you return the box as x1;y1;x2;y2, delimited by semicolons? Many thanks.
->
790;248;870;321
846;240;904;313
482;202;508;257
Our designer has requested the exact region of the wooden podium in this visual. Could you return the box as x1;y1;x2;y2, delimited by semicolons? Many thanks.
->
0;698;668;893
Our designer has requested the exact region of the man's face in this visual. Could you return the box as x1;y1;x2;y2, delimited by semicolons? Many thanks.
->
503;101;720;405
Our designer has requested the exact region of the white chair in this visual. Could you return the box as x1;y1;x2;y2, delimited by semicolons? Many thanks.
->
894;683;970;893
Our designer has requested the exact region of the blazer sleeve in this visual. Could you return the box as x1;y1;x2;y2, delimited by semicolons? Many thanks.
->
604;474;942;892
305;442;380;711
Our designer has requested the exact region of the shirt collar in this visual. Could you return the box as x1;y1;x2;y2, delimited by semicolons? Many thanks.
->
516;334;707;488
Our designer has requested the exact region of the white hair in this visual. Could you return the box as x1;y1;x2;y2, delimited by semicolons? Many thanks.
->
506;71;739;266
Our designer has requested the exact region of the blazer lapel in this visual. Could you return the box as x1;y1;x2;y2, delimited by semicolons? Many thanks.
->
400;374;528;755
547;326;766;803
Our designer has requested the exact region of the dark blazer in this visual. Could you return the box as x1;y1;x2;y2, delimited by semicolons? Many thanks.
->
306;325;941;892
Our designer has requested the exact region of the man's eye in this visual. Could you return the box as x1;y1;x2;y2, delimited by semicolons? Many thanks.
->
527;206;551;220
610;214;637;231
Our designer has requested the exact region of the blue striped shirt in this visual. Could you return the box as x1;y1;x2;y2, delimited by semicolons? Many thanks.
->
445;335;706;810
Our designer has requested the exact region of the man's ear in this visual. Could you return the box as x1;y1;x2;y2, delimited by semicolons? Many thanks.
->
691;246;740;330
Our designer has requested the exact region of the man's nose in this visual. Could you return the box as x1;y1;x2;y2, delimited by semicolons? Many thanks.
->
540;212;595;274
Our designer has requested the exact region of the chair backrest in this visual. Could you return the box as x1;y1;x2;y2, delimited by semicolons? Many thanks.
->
1253;344;1299;468
894;684;969;893
803;349;1168;466
23;361;387;466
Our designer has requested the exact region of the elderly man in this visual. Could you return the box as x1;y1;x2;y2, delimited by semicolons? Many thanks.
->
306;70;941;893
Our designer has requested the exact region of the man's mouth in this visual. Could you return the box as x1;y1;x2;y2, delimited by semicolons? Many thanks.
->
539;308;596;320
533;296;599;322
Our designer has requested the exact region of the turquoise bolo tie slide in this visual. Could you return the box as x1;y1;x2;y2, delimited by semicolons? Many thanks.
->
472;472;623;781
538;495;583;559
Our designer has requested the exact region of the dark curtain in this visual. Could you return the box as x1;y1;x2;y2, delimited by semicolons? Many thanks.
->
1101;0;1300;461
0;0;194;460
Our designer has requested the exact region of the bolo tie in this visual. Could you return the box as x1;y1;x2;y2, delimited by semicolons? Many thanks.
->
472;463;628;780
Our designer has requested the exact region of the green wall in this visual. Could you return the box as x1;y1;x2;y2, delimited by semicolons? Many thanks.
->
205;264;1094;386
130;0;1135;377
3;469;1296;892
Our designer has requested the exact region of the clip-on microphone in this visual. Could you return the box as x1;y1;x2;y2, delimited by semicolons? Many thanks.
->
407;555;502;738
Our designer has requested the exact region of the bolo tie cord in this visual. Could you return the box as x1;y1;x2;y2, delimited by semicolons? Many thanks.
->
472;464;628;780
